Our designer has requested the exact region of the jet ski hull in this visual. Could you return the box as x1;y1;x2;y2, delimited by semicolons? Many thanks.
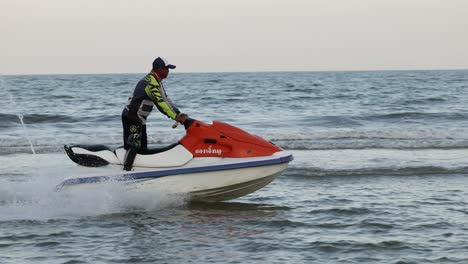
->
58;152;292;202
184;168;284;201
129;162;289;202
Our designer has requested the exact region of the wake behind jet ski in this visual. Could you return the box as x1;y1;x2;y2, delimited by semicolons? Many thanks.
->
60;118;293;202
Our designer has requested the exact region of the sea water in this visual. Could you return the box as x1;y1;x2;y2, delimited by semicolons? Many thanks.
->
0;70;468;263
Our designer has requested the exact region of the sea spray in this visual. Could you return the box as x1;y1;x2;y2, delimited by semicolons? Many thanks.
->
0;172;189;221
12;109;36;155
0;153;189;220
0;75;36;154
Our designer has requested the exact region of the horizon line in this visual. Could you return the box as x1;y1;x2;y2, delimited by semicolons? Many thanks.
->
2;68;468;77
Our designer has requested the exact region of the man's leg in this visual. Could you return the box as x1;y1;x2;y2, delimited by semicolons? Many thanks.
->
123;133;141;171
122;116;131;149
141;124;148;151
122;116;143;171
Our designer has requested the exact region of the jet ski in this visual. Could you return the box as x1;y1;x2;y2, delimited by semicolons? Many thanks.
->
59;118;293;202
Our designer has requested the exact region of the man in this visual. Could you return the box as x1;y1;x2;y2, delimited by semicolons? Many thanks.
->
121;57;187;171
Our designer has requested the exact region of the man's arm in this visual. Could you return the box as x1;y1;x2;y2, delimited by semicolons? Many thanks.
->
144;77;181;120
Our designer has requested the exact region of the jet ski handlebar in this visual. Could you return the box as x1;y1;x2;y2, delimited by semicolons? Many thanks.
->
172;117;195;130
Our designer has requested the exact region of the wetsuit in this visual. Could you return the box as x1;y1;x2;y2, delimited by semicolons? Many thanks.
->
121;72;181;170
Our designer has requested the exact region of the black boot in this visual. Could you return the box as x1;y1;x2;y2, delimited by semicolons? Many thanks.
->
123;133;142;171
123;147;137;171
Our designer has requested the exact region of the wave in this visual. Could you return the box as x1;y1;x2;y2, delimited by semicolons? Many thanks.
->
266;128;468;150
403;97;447;104
297;112;468;126
0;113;19;123
286;87;322;93
0;113;120;129
0;113;78;125
365;112;468;121
275;139;468;150
308;239;412;251
24;114;78;123
206;79;222;83
284;166;468;178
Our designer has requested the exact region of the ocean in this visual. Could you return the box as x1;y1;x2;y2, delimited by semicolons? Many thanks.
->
1;70;468;263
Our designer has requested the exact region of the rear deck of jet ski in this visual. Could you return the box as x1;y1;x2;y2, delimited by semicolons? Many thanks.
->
64;143;182;167
64;144;113;167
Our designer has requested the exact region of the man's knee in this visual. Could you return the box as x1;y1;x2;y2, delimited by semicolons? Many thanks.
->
127;133;142;149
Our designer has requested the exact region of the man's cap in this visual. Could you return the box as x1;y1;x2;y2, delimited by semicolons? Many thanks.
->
152;57;176;69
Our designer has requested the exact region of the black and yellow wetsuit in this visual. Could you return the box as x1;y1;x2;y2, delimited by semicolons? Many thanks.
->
121;73;182;152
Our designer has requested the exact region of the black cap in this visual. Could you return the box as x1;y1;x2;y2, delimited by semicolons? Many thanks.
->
152;57;176;70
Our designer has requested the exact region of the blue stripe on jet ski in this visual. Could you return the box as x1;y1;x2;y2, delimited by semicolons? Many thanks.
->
59;154;293;187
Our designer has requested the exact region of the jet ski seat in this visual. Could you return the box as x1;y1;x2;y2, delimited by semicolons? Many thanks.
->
70;144;113;152
67;143;179;155
141;143;179;155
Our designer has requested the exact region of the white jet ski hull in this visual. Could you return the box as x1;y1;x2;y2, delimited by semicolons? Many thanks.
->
58;151;293;202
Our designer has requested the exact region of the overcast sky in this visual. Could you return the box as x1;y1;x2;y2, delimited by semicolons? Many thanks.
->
1;0;468;75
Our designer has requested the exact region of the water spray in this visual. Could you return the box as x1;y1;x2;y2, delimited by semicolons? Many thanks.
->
0;75;36;155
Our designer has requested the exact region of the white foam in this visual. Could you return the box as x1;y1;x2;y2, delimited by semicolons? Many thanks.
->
0;154;189;221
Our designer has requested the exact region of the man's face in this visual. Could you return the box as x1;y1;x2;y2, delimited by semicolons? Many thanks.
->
158;68;169;79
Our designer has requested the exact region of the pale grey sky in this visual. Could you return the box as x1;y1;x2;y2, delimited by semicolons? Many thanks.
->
1;0;468;74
